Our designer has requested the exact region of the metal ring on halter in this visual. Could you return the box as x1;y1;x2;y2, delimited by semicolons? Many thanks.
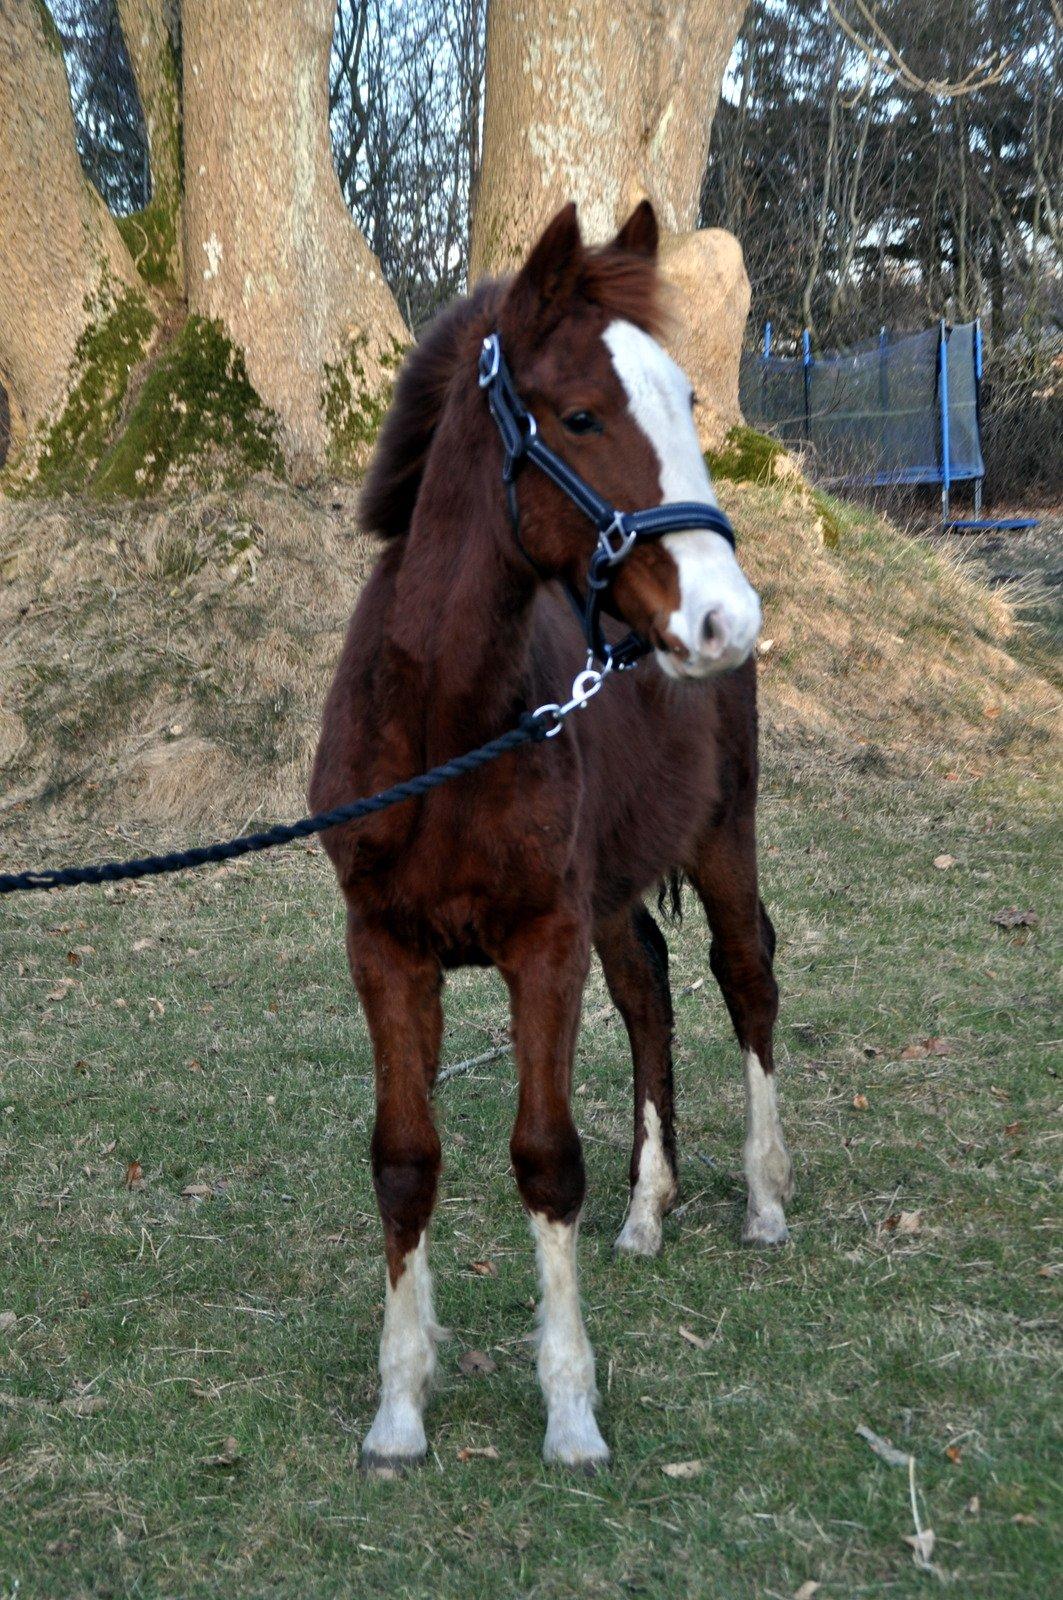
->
478;334;501;388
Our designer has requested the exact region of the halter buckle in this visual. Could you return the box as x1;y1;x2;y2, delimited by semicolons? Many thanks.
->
597;513;638;567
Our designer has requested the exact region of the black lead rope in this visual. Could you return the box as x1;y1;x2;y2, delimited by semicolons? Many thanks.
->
477;331;737;667
0;712;560;897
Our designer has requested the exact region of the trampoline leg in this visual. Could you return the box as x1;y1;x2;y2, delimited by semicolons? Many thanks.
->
974;478;983;518
941;482;949;524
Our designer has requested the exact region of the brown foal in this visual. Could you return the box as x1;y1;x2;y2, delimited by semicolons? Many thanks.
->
309;201;793;1470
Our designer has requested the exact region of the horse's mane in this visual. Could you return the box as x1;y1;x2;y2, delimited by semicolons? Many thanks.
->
359;243;663;542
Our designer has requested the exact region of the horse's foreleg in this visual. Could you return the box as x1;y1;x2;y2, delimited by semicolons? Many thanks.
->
346;913;444;1469
688;817;793;1245
595;903;677;1257
497;911;609;1469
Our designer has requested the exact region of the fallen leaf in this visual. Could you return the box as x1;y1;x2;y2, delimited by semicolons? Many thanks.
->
966;1495;980;1516
202;1436;241;1468
1003;1120;1023;1136
457;1444;500;1462
924;1037;954;1057
46;979;77;1002
992;907;1038;928
904;1529;936;1567
1012;1513;1038;1526
132;937;155;952
856;1424;911;1468
458;1349;497;1377
983;704;1000;719
945;1444;962;1464
186;1059;203;1073
0;1312;17;1334
794;1584;821;1600
100;1139;116;1156
662;1459;704;1479
181;1183;213;1201
863;1044;883;1058
61;1394;108;1416
124;1159;144;1191
933;854;957;870
900;1042;928;1060
881;1210;922;1237
678;1325;711;1352
468;1259;497;1277
852;1093;869;1111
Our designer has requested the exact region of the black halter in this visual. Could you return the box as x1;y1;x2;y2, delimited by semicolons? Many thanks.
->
478;332;736;668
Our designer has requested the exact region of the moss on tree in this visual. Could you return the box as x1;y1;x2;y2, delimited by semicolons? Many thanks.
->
321;334;407;470
705;425;787;485
92;315;283;498
116;199;179;290
115;24;183;289
27;283;156;494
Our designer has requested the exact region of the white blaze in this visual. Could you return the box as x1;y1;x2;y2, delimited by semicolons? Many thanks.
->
603;319;761;678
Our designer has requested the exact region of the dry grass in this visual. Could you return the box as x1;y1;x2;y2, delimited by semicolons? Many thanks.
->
0;476;1058;846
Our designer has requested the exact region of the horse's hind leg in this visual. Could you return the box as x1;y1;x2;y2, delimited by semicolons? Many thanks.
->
346;913;444;1470
595;903;677;1257
688;815;793;1246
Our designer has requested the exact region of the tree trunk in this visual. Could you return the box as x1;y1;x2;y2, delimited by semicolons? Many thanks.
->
470;0;746;275
182;0;410;472
470;0;749;448
0;0;145;455
116;0;183;287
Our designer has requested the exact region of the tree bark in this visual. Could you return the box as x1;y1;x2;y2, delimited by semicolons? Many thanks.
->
470;0;746;275
116;0;183;286
0;0;142;447
470;0;749;447
182;0;410;471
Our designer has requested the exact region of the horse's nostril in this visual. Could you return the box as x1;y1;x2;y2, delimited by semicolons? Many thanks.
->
702;610;722;645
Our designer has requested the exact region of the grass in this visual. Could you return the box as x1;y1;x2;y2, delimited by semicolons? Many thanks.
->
1;749;1058;1597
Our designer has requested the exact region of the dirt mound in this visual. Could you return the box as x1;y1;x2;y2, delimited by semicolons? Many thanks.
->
0;475;1057;846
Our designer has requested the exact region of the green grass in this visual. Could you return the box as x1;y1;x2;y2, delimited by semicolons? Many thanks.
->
0;755;1058;1597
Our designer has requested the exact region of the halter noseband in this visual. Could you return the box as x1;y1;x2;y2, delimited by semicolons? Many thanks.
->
478;331;736;668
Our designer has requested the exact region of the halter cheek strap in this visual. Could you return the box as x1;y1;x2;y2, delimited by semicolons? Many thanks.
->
478;332;736;667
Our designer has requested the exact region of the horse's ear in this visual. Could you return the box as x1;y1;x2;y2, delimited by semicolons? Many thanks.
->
506;203;585;324
611;199;659;259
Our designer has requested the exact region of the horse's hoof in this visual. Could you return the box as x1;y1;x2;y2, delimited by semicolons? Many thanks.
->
543;1411;611;1471
741;1204;790;1247
360;1448;425;1478
614;1216;663;1257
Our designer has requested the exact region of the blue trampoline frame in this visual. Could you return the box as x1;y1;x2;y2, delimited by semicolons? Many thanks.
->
744;319;1038;532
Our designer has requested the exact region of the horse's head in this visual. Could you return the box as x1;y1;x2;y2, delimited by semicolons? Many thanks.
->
496;202;760;680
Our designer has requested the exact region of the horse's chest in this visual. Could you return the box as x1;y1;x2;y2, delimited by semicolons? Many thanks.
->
370;773;575;951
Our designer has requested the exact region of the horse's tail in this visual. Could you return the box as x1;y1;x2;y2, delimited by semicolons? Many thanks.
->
657;871;684;925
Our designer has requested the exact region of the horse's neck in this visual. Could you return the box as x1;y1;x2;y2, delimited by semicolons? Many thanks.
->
385;416;538;743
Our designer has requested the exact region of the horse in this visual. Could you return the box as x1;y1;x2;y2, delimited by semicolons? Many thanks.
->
309;200;793;1471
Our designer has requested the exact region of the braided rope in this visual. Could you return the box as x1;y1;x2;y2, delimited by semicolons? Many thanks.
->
0;712;553;896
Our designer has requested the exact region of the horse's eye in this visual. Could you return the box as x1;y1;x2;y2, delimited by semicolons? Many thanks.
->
562;409;601;436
